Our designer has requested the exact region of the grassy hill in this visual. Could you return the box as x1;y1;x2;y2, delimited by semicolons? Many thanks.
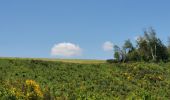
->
0;58;170;99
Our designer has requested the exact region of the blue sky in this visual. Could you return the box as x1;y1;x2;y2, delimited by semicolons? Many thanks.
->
0;0;170;59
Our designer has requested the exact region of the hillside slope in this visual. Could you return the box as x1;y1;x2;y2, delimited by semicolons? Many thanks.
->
0;58;170;99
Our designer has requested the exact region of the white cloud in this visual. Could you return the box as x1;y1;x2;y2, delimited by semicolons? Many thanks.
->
103;41;114;51
51;42;82;57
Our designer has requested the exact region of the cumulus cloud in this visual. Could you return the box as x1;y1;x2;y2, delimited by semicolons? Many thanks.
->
103;41;114;51
51;42;82;57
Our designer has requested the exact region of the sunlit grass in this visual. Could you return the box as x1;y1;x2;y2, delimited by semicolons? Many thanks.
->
0;58;170;99
0;57;106;64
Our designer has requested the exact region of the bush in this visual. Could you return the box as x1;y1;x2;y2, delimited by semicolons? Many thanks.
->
2;80;44;100
127;50;140;61
106;59;118;63
1;59;170;99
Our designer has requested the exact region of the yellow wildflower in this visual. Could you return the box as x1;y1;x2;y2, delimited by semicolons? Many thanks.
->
124;73;128;76
25;79;43;98
127;76;132;80
158;76;163;80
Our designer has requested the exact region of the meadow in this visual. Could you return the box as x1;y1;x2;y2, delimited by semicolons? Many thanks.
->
0;58;170;100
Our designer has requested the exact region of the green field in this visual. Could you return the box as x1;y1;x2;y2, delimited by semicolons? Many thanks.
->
0;58;170;100
0;57;106;64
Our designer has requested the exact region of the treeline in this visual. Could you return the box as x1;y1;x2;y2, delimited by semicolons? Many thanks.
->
112;28;170;63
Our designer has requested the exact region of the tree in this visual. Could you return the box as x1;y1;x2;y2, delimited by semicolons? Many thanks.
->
114;45;121;61
168;37;170;47
127;49;140;61
156;39;169;61
114;52;120;61
168;37;170;59
136;36;150;61
144;28;158;61
113;45;126;62
123;39;135;61
112;27;169;62
137;28;168;62
114;45;121;53
123;39;134;53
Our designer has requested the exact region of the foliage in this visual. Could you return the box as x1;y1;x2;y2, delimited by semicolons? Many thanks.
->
123;39;134;53
114;52;120;62
168;37;170;60
127;50;140;61
106;59;118;63
1;79;43;100
114;28;169;62
0;58;170;99
113;45;126;62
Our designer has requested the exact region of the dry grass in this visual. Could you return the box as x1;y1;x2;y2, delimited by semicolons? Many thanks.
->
0;57;106;64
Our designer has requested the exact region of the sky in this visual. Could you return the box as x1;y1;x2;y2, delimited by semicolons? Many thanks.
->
0;0;170;59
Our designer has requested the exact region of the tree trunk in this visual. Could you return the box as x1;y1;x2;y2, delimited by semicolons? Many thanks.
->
151;47;155;61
